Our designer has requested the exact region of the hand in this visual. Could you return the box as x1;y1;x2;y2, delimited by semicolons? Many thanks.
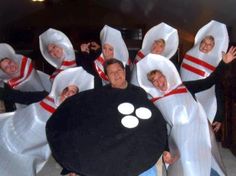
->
90;41;100;51
222;46;236;63
163;151;178;164
68;172;77;176
212;121;222;133
80;43;90;53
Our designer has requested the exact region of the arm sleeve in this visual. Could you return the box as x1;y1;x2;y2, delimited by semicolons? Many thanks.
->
170;52;180;72
213;76;225;122
0;86;48;105
76;49;101;76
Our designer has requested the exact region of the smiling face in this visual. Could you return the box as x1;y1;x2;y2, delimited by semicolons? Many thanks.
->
199;36;215;54
0;58;19;75
147;70;168;92
102;43;114;60
150;39;165;55
47;43;64;60
106;62;127;89
59;85;79;103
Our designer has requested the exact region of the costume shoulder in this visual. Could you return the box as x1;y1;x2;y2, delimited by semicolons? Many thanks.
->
46;84;167;176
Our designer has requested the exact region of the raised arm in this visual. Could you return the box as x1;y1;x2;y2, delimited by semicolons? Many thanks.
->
185;46;236;94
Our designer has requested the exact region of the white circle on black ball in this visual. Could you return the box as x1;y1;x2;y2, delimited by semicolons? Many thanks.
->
118;102;135;115
121;115;139;128
135;107;152;119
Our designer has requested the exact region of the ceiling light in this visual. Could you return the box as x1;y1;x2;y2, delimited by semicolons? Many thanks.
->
32;0;45;2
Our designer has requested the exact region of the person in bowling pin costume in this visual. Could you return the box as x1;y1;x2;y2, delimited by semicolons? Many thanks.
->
0;67;94;176
133;47;236;176
180;20;229;132
93;25;130;86
39;28;77;81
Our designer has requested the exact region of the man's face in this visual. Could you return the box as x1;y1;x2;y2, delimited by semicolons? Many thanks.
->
60;85;79;103
150;72;168;91
106;63;126;89
199;38;215;54
102;43;114;60
47;43;64;60
0;58;19;75
151;40;165;55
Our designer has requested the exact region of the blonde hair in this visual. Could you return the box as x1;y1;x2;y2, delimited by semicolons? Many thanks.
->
154;39;165;45
147;69;163;82
201;35;215;45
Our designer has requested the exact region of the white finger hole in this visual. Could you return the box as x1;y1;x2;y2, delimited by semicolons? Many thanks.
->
121;115;139;128
135;107;152;119
118;102;134;115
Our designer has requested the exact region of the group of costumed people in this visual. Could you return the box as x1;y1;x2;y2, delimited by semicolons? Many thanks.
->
0;20;235;176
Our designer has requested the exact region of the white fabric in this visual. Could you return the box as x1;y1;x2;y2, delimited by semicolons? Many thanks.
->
180;20;229;122
37;70;52;92
94;25;129;86
132;54;226;176
100;25;129;64
0;43;47;92
133;54;182;97
0;67;94;176
0;43;16;80
39;28;76;69
134;22;179;63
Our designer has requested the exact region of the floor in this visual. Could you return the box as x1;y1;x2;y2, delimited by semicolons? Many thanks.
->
37;144;236;176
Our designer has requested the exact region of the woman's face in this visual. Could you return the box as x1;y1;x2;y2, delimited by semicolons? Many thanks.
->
199;38;215;54
0;58;19;75
150;71;168;92
60;85;79;103
47;43;64;60
151;40;165;55
102;43;114;60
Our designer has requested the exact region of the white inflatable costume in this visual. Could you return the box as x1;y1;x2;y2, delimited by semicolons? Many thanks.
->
132;23;178;86
132;54;226;176
134;22;179;64
180;20;229;122
39;28;77;81
0;67;94;176
0;43;48;91
94;25;129;85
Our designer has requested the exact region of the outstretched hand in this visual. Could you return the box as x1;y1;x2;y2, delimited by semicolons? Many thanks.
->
212;121;222;133
90;41;100;51
80;41;100;54
222;46;236;63
80;43;90;53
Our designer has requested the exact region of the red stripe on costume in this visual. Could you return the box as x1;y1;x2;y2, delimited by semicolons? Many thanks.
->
181;63;205;77
151;87;187;102
184;54;216;71
137;51;145;59
39;101;56;113
128;58;132;65
50;69;62;80
94;63;109;81
96;56;105;65
134;51;145;64
94;56;109;81
8;57;33;88
45;96;54;103
61;60;76;66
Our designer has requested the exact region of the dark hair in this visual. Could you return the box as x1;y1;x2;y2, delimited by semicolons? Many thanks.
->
103;58;125;75
0;57;11;69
